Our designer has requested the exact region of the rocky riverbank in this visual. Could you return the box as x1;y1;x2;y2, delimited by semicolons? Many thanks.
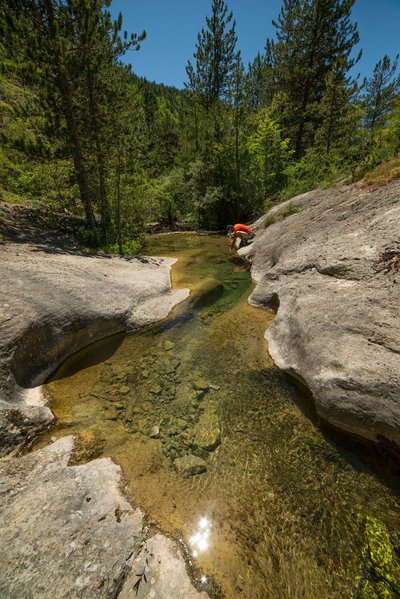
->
243;179;400;448
0;240;188;455
0;209;211;598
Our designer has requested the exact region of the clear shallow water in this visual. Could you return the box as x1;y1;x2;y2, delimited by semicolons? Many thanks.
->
35;234;400;598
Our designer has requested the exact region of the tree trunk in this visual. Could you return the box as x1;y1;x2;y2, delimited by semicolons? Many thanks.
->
43;0;96;229
87;71;111;242
116;152;122;255
235;107;241;221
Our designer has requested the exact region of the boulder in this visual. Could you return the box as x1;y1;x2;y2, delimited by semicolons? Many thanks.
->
0;437;144;598
0;437;209;598
118;533;209;599
243;180;400;446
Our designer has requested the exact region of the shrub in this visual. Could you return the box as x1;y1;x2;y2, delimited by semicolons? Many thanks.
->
264;202;303;228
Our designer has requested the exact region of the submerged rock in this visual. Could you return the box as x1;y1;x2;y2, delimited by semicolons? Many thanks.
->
164;340;175;351
193;378;209;391
193;410;221;451
189;278;224;308
149;425;160;439
150;384;162;395
174;454;207;477
357;515;400;597
118;385;130;395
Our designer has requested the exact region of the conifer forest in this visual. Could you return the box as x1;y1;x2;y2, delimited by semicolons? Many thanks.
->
1;0;399;250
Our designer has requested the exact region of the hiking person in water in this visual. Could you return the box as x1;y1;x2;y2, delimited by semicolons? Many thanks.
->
227;224;255;251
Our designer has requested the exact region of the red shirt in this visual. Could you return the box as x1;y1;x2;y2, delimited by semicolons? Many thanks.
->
233;224;254;235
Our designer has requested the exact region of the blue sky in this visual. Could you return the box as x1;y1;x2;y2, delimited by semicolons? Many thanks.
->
110;0;400;89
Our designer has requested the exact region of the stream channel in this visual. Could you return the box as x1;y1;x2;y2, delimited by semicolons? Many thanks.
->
34;233;400;598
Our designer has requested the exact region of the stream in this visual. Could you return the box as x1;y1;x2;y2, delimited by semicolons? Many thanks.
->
34;233;400;599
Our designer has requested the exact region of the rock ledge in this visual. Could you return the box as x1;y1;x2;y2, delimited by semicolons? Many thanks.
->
244;180;400;445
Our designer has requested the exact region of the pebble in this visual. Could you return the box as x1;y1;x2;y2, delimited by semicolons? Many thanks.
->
150;384;162;395
118;385;130;395
149;426;160;439
193;379;209;391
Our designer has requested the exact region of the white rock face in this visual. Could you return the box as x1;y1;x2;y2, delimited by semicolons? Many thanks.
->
0;243;188;454
0;436;144;598
244;180;400;445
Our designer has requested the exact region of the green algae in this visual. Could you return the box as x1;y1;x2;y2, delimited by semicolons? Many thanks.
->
356;516;400;598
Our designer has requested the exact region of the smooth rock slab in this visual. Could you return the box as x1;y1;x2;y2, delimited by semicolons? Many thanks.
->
0;242;189;454
0;437;210;599
0;436;144;599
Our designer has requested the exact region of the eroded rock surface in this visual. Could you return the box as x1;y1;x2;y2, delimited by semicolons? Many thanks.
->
0;215;206;598
193;409;221;451
0;242;188;454
244;180;400;445
0;436;143;598
119;533;209;599
0;437;208;599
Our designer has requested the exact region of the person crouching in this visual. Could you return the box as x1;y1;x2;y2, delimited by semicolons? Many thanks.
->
227;224;255;251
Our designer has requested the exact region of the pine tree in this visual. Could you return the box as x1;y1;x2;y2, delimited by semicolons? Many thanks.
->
2;0;144;239
186;0;239;109
316;57;359;155
230;52;246;219
185;0;240;224
271;0;361;156
362;55;400;138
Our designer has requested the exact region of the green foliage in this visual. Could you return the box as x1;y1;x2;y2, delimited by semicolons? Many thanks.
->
77;225;103;248
1;0;400;241
246;108;293;204
362;55;400;137
363;157;400;187
270;0;361;156
104;238;143;256
186;0;239;107
281;147;352;200
264;201;303;228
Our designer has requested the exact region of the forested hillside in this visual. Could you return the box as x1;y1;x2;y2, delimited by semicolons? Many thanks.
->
1;0;399;251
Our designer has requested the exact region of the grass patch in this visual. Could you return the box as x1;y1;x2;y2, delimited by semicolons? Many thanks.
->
363;157;400;187
264;201;303;228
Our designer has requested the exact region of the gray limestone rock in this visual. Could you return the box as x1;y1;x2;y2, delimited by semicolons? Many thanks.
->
0;437;210;599
243;180;400;445
0;436;144;598
0;243;189;454
118;533;209;599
